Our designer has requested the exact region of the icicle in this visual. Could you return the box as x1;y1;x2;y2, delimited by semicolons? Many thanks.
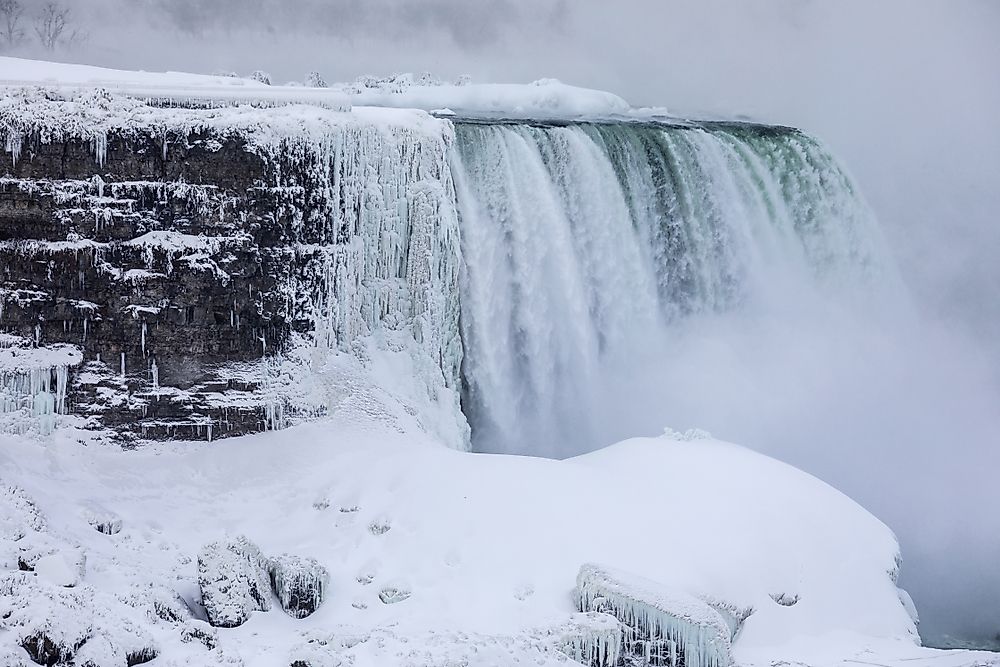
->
93;133;108;167
120;352;126;378
576;564;736;667
150;358;160;396
141;321;147;357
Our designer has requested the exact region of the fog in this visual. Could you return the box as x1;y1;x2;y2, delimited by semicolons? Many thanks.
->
4;0;998;647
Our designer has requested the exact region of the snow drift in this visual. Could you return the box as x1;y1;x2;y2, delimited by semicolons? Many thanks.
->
0;421;927;666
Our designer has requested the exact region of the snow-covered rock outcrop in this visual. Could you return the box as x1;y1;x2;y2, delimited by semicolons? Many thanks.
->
0;85;467;446
197;536;272;628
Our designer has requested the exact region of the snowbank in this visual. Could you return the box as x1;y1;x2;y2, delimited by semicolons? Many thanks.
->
345;78;632;118
0;415;946;666
0;57;635;119
0;56;350;110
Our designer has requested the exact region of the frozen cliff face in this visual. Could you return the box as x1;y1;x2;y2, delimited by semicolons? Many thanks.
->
0;89;467;446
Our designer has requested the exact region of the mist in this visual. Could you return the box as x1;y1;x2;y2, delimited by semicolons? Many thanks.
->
4;0;998;647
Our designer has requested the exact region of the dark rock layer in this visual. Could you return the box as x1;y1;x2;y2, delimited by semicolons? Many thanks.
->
0;128;354;440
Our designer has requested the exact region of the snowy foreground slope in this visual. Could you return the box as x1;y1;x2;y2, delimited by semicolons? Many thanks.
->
2;410;996;667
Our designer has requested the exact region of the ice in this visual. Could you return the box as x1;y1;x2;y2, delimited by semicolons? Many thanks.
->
0;344;82;436
268;554;330;619
551;611;623;667
577;563;735;667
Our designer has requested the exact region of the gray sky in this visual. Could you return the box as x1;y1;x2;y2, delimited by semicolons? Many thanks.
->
5;0;1000;646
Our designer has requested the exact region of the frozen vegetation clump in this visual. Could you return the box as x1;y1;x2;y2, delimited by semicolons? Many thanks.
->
305;71;328;88
0;484;46;541
248;70;271;86
268;554;329;619
576;564;735;667
197;536;272;628
0;573;158;667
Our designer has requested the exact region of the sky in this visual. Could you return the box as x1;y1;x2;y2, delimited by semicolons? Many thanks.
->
3;0;999;648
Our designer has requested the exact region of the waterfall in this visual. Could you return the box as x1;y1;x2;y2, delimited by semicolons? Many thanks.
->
449;120;893;456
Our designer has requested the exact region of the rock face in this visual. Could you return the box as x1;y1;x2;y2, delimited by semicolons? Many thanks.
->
197;537;272;628
0;91;464;442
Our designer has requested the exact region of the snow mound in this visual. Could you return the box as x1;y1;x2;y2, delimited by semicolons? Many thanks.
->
577;563;734;667
0;56;350;110
341;75;632;118
0;420;951;666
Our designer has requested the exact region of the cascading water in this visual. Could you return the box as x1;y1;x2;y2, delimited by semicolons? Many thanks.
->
449;120;894;456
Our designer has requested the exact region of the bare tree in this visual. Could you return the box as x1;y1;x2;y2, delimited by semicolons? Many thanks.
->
33;1;84;51
0;0;25;50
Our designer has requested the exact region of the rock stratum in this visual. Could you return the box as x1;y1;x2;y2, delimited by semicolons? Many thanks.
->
0;90;464;443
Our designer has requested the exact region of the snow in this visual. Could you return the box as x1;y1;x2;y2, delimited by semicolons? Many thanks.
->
2;413;992;667
0;56;350;110
342;77;633;118
0;57;635;119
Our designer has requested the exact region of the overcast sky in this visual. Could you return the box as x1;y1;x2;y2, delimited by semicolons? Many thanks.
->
5;0;1000;646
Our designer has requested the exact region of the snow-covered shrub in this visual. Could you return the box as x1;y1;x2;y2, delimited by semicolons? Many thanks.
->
268;554;329;619
197;536;272;628
305;71;328;88
248;70;271;86
180;620;218;649
1;573;91;664
0;484;46;541
454;74;472;87
0;572;157;666
119;581;194;624
576;564;734;667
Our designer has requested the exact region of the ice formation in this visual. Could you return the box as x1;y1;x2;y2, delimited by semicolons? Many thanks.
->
576;563;736;667
552;611;623;667
0;342;82;435
268;554;330;619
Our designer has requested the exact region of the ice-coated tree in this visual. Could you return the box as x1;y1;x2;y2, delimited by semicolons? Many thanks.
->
249;70;272;85
0;0;25;50
33;1;84;51
305;71;328;88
